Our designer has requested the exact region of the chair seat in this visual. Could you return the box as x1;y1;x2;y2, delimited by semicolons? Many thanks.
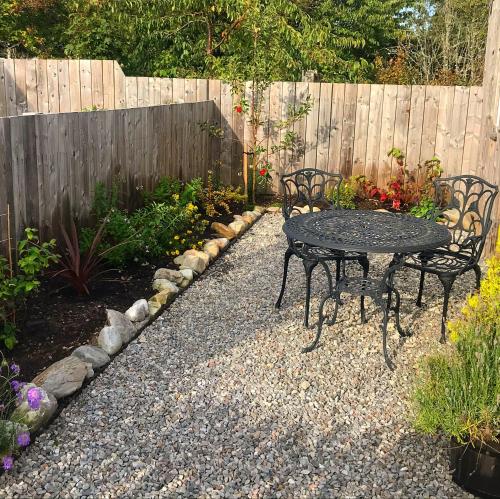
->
405;249;472;275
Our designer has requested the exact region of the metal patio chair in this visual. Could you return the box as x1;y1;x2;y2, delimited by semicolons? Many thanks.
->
404;174;498;342
275;168;370;327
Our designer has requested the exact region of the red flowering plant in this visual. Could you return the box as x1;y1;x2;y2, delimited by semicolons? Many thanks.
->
257;160;273;185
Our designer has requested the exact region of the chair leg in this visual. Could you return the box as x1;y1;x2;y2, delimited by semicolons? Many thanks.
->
275;247;294;310
473;264;481;290
359;256;369;324
437;275;455;343
416;270;426;307
303;259;318;328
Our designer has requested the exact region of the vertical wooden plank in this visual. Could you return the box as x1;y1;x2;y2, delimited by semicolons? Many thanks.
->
279;81;296;176
406;85;426;170
339;83;357;178
125;77;138;108
220;82;233;184
208;79;221;177
113;61;126;109
377;85;398;187
365;84;384;183
352;83;370;177
0;117;13;244
102;60;115;109
80;59;92;109
14;59;27;115
23;115;39;229
293;82;309;169
56;112;70;228
47;59;60;113
267;82;283;190
66;111;81;222
328;83;345;173
462;86;483;175
304;82;320;168
91;59;104;109
46;112;59;232
68;60;81;112
137;77;149;107
25;59;38;112
4;59;17;116
435;86;455;171
0;61;7;117
172;78;185;103
392;85;412;174
447;86;470;175
10;117;28;238
160;78;173;104
35;59;49;114
419;86;440;176
147;77;155;105
153;77;161;105
185;79;197;103
57;59;71;112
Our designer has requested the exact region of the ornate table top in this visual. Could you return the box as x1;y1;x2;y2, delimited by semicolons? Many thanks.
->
283;209;451;254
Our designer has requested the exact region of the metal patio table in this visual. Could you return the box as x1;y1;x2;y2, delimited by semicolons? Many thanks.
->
283;209;452;369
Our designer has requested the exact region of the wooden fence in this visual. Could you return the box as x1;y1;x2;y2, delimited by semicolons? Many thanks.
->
0;101;216;243
0;58;485;187
0;56;498;253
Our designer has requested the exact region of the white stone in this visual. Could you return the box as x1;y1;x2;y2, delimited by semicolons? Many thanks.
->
173;255;185;265
242;211;258;221
98;326;123;355
211;238;229;250
125;299;149;322
179;268;194;285
154;268;190;287
179;251;209;274
72;345;110;369
32;356;92;399
107;309;136;330
10;383;57;432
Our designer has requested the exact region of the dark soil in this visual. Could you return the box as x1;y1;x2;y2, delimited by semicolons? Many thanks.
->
6;206;242;381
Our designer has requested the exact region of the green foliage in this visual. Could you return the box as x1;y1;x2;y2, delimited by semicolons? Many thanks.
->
327;180;357;209
198;171;246;218
413;253;500;445
0;229;58;349
409;198;440;220
143;176;183;206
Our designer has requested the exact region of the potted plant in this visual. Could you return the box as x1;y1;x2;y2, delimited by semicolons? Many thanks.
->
413;237;499;498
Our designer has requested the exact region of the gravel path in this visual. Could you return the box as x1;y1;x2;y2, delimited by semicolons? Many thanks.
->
1;213;475;498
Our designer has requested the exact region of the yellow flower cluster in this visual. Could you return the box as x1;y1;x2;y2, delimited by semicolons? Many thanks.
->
448;236;500;343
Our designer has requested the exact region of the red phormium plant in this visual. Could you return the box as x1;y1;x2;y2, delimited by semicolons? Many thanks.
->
51;217;129;295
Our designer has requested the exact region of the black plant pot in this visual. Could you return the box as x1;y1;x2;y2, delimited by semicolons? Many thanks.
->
450;438;500;498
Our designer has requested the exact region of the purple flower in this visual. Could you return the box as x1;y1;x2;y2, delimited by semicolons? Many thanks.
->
9;363;20;375
16;432;30;447
27;387;43;410
2;456;13;471
10;380;21;392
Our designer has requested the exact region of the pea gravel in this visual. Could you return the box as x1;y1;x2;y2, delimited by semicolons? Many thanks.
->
0;213;475;498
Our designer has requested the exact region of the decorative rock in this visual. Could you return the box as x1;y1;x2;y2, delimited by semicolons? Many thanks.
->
179;250;209;274
228;220;246;236
125;299;149;322
203;241;220;260
266;206;281;213
211;222;236;240
10;383;57;432
173;255;185;265
148;289;176;315
32;356;92;399
72;345;110;369
212;237;229;250
154;268;190;288
152;279;180;294
234;214;251;226
98;326;123;355
242;210;258;220
250;210;263;219
179;268;194;286
106;309;136;331
253;205;266;213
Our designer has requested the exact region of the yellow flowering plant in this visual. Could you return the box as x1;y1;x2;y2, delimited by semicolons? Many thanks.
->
413;234;499;446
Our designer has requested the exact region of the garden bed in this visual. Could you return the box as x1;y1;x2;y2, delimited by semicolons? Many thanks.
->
6;209;239;381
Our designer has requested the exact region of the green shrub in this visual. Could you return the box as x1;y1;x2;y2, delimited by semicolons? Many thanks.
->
409;198;440;220
413;250;499;445
0;229;59;349
327;179;357;209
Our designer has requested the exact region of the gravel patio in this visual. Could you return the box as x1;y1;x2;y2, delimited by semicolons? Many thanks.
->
0;213;474;498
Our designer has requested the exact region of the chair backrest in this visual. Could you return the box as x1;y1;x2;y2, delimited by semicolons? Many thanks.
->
434;175;498;261
280;168;343;219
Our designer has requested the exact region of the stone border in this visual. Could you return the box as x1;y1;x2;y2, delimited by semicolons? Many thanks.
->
11;207;268;436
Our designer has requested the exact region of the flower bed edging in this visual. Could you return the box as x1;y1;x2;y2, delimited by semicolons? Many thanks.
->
5;207;267;464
